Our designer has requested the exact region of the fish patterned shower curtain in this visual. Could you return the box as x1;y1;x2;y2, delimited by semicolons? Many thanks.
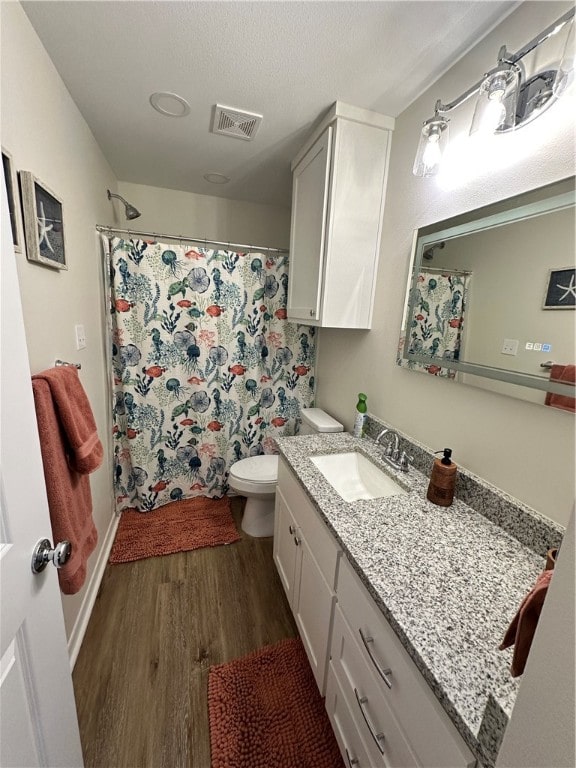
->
102;236;316;513
398;270;470;377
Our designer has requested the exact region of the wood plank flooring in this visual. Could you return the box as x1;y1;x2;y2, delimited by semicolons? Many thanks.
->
72;499;298;768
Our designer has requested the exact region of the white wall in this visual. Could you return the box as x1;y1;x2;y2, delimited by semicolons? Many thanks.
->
315;1;576;527
1;1;118;648
117;181;291;248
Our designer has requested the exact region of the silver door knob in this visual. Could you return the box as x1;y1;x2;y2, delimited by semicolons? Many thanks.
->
31;538;72;574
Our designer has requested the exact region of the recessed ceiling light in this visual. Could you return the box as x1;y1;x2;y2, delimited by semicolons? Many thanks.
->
149;91;190;118
203;172;231;185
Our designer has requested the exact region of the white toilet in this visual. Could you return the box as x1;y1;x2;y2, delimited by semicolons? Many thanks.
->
228;408;344;537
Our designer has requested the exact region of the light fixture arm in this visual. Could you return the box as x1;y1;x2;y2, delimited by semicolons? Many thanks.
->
433;7;574;116
507;7;574;65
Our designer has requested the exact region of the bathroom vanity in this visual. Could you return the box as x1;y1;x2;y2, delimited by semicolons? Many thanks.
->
273;425;564;768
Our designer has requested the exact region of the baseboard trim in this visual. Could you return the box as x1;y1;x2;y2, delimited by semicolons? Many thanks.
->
68;512;120;670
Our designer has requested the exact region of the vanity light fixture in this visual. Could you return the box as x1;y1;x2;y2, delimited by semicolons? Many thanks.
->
413;8;575;177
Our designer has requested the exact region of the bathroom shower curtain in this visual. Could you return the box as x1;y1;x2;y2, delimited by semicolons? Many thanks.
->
102;236;315;513
398;270;470;378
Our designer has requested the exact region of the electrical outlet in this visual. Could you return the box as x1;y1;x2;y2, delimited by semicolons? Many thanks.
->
501;338;519;356
75;324;86;350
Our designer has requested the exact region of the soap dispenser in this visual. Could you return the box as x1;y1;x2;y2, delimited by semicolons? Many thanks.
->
427;448;457;507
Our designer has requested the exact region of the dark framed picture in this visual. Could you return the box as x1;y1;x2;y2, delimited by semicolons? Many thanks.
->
19;171;67;270
1;147;24;253
543;267;575;309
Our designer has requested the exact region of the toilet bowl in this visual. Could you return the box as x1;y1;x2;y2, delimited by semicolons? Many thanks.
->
228;408;343;537
228;455;279;537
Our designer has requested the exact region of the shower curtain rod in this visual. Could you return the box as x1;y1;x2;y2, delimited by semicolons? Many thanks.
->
96;225;289;255
419;266;472;276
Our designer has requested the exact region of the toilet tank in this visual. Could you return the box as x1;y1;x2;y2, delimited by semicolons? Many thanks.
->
300;408;344;435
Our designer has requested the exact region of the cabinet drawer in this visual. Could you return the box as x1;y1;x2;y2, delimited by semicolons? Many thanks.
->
326;663;375;768
278;458;340;586
331;606;419;768
337;558;475;768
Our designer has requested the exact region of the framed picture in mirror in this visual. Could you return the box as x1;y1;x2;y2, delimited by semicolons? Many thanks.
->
543;267;575;309
19;171;67;270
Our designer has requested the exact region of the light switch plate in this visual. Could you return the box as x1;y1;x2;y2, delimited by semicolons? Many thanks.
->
75;324;86;350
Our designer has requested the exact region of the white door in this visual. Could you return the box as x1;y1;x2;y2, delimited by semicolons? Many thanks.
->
0;171;84;766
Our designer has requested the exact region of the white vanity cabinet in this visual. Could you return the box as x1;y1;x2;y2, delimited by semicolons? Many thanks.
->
273;457;341;694
287;102;394;329
326;556;477;768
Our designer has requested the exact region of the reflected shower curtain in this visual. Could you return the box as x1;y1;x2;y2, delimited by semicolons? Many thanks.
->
399;270;470;378
102;236;315;513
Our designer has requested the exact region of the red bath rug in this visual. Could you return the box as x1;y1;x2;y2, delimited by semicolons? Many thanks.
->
109;496;240;564
208;637;344;768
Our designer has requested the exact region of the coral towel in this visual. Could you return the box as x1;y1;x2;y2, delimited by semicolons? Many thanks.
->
499;569;553;677
31;366;102;594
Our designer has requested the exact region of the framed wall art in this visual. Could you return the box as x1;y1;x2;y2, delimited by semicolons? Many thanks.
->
1;147;24;253
19;171;67;269
543;267;575;309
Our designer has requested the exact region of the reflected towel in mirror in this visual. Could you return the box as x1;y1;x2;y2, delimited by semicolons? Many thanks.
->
545;364;575;413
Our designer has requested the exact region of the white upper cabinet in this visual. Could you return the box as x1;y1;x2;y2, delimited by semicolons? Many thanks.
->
287;102;394;329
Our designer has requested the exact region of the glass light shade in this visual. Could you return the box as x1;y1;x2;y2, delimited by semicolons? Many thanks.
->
553;20;575;97
469;67;520;135
413;118;449;177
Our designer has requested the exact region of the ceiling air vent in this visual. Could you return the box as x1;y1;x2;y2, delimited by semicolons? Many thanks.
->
211;104;263;141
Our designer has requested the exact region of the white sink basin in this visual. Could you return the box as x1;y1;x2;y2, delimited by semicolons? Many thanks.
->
310;452;408;503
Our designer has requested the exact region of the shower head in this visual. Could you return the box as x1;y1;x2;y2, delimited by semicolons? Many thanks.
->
423;241;445;261
107;189;141;220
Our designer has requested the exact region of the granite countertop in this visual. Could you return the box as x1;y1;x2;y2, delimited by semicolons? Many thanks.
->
276;431;551;768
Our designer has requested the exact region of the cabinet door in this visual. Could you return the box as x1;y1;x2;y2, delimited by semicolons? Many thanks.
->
294;536;336;695
273;487;301;609
287;126;332;324
326;665;374;768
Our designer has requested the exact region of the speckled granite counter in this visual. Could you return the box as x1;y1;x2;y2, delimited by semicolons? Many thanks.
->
276;430;564;768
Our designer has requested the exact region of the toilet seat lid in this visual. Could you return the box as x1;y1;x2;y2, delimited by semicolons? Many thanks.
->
230;454;278;483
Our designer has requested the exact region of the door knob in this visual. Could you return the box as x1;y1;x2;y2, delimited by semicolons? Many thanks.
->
31;538;72;574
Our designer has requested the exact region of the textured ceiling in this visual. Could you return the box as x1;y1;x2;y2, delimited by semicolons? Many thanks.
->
22;1;518;207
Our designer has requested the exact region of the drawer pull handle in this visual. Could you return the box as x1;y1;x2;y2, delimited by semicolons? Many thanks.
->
294;536;301;546
359;628;393;689
354;688;386;755
288;524;295;534
345;747;359;766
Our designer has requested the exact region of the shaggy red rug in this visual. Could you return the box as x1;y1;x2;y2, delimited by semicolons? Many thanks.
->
109;497;240;564
208;637;344;768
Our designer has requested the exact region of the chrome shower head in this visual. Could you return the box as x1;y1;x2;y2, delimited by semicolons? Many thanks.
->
423;241;445;261
107;189;141;220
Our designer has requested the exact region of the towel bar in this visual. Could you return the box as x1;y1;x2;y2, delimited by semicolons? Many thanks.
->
55;359;81;370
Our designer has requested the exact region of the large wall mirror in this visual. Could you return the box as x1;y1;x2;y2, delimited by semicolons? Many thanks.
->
398;177;575;412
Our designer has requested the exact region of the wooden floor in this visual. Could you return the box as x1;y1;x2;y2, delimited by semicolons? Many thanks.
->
72;499;298;768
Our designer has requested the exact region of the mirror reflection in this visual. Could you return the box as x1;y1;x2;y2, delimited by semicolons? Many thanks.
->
398;177;575;411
